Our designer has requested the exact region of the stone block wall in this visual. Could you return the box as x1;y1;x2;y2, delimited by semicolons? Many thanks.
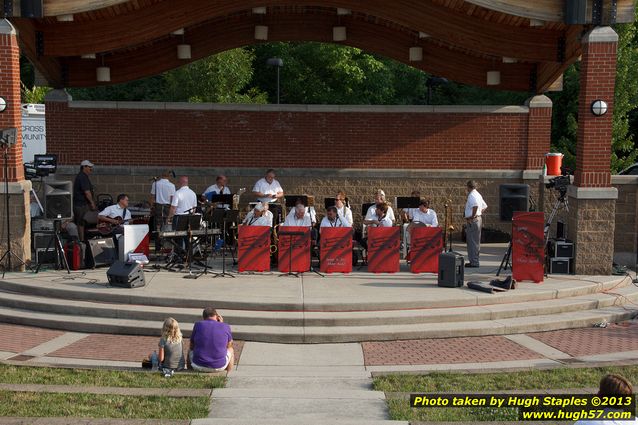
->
0;181;32;269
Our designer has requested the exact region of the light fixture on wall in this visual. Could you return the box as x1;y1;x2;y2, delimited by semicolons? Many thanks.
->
418;32;430;39
337;8;351;15
81;53;96;59
255;25;269;40
409;47;423;62
0;97;6;113
252;7;267;14
591;100;608;116
171;28;185;36
333;26;347;41
486;70;501;86
177;44;191;59
96;56;110;82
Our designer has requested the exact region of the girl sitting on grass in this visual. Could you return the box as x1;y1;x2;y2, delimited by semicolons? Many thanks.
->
150;317;185;376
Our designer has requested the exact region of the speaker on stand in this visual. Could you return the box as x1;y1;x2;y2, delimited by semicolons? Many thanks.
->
499;184;529;221
44;180;73;219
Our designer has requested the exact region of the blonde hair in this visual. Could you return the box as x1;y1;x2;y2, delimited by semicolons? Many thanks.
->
161;317;183;344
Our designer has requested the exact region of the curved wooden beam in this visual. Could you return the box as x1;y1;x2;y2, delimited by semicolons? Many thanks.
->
40;0;563;62
43;0;130;17
464;0;636;24
62;13;535;91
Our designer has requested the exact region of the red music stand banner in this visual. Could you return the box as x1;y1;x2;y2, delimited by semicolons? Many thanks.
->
409;226;443;273
278;226;311;273
320;227;353;273
512;211;544;283
238;225;271;272
367;226;400;273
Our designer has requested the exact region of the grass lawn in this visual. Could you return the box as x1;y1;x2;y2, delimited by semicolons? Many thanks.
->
0;391;209;419
0;364;225;389
0;364;223;419
375;365;638;422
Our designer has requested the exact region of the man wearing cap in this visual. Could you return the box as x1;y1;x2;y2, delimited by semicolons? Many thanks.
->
73;160;96;241
242;202;273;227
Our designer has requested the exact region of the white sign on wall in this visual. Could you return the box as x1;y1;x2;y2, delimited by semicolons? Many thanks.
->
21;104;46;163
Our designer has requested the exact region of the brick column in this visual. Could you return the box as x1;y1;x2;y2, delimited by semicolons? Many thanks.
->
0;19;31;268
525;95;552;171
567;27;618;275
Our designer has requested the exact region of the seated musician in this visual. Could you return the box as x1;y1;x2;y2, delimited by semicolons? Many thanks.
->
335;191;353;227
320;206;351;232
360;203;392;251
283;202;312;227
98;193;131;235
202;175;231;209
364;190;395;223
406;199;439;249
242;202;273;226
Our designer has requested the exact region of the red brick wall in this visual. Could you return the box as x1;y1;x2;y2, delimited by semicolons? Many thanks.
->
0;30;24;182
45;102;548;170
575;37;617;187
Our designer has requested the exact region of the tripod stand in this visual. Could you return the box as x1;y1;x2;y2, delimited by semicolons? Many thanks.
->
544;192;569;247
497;241;512;276
34;220;70;274
0;130;32;277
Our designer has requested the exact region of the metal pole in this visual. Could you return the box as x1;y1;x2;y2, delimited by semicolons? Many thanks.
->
276;66;280;104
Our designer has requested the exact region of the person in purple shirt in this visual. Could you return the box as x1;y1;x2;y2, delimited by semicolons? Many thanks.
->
188;307;234;372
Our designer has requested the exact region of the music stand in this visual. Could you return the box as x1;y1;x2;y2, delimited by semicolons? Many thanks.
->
210;209;236;278
396;197;420;209
209;194;233;210
362;202;376;217
285;195;308;208
278;229;305;278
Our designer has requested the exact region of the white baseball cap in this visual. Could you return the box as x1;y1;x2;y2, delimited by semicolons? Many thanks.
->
80;160;94;167
254;202;265;212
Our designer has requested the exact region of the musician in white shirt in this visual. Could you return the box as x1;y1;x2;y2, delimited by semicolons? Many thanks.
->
405;199;438;249
98;194;132;235
168;176;198;223
283;203;312;227
202;175;231;209
360;203;392;251
252;169;284;204
364;190;395;224
242;202;273;227
320;206;350;232
335;191;353;227
150;170;176;230
464;180;488;268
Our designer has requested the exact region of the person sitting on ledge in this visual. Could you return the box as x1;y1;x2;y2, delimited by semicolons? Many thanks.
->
189;307;234;373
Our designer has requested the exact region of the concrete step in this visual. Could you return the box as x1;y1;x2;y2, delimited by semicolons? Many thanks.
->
0;303;634;343
0;283;636;328
0;275;629;312
226;376;372;390
212;388;385;400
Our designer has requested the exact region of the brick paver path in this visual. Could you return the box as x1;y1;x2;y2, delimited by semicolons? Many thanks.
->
529;322;638;357
362;336;543;365
0;324;64;353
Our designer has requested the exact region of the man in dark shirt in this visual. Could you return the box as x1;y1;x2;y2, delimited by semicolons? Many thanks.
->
73;160;96;241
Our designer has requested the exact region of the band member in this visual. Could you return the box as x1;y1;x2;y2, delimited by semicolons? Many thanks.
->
98;193;131;235
202;175;231;209
167;176;198;227
364;190;395;223
320;206;350;232
360;203;392;251
406;199;438;249
335;191;353;227
283;202;312;227
73;160;96;241
464;180;488;268
150;170;176;231
242;202;273;226
253;169;284;224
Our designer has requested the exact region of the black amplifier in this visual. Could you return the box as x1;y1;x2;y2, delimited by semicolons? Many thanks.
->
548;239;574;259
549;258;571;274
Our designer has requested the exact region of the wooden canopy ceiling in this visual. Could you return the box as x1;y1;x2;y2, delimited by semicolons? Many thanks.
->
6;0;637;93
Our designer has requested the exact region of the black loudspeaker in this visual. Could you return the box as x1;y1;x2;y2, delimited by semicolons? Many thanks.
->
438;252;464;288
107;261;146;288
45;180;73;219
87;238;117;268
33;232;55;250
549;258;571;274
21;0;43;18
499;184;529;221
564;0;587;24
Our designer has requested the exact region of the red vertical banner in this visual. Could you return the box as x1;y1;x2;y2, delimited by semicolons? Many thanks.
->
367;227;400;273
278;226;311;273
409;227;443;273
512;211;544;283
238;225;271;272
320;227;353;273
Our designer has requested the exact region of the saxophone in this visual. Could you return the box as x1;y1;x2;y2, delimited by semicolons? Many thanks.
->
232;188;246;210
443;198;454;250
